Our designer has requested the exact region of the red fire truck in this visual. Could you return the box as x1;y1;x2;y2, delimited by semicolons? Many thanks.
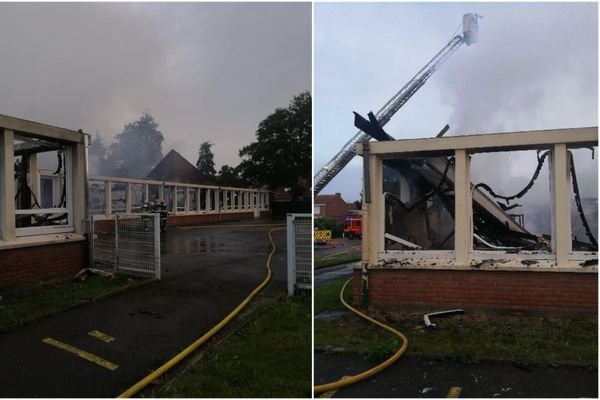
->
342;217;362;239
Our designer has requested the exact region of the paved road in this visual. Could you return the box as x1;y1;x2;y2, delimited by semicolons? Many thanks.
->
0;220;287;397
315;352;598;398
315;264;355;288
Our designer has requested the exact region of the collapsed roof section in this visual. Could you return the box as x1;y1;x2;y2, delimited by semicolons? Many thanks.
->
355;112;597;253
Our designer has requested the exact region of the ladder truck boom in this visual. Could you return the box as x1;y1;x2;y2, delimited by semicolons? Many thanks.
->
314;13;480;195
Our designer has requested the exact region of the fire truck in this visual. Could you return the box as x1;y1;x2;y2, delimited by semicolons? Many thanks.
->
342;217;362;239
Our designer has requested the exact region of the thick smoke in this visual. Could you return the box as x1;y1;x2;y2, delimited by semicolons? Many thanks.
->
0;3;310;171
437;4;598;236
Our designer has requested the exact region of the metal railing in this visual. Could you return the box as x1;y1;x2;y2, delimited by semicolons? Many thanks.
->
286;213;312;295
91;213;161;279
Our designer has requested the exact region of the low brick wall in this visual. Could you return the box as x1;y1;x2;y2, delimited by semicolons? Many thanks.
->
354;268;598;314
167;211;259;226
0;241;86;288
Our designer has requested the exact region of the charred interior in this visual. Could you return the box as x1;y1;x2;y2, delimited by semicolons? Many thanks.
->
381;148;597;255
14;134;71;230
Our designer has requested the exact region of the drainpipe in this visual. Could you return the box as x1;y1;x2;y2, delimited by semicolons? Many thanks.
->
80;131;92;267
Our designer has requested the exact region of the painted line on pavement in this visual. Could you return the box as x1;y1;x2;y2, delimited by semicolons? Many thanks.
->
88;330;116;343
42;337;119;371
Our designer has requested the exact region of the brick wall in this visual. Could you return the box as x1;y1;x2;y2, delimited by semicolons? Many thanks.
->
0;241;86;288
167;212;256;226
325;196;350;225
353;268;597;313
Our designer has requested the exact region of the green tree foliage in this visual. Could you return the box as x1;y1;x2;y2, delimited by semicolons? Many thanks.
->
196;141;217;179
105;112;164;178
238;91;311;198
216;165;246;187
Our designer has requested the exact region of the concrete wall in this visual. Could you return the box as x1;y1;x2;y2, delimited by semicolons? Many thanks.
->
353;269;598;314
0;241;86;288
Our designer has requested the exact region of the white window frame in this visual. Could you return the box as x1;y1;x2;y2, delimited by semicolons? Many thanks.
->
15;142;74;237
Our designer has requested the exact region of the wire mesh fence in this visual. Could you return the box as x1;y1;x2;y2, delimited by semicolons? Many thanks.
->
92;213;161;279
286;213;312;295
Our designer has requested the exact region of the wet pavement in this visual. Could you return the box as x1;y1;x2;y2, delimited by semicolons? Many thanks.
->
315;352;598;398
0;220;287;397
315;264;355;288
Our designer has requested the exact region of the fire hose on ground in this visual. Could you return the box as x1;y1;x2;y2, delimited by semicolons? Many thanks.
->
313;278;409;395
118;226;284;398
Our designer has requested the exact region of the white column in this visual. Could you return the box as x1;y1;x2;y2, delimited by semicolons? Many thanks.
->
0;129;15;240
159;183;165;202
454;149;472;267
143;184;149;203
367;154;383;264
207;188;212;212
550;143;572;266
105;181;112;215
196;188;202;213
125;182;132;213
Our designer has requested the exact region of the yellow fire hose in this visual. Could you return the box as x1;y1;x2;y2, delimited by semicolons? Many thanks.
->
118;227;284;398
313;278;409;395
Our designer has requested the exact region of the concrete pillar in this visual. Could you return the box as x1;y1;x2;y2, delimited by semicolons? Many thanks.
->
366;154;383;264
0;129;15;241
71;142;86;234
105;181;112;215
550;143;572;266
125;182;132;213
454;149;472;266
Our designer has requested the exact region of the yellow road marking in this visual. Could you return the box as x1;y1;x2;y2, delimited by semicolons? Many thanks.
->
88;330;116;343
447;386;462;398
177;223;285;229
42;337;119;371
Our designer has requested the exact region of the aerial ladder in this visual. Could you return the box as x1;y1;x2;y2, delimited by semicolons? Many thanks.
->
314;13;481;194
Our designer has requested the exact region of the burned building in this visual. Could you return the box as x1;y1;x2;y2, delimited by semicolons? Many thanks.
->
355;127;598;313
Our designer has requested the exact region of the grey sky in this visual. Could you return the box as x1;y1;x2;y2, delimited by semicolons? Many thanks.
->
0;2;311;172
315;2;598;203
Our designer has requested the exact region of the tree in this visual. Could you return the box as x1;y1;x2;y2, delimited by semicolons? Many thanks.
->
238;91;311;198
89;133;108;175
196;141;216;179
216;165;246;187
105;112;164;178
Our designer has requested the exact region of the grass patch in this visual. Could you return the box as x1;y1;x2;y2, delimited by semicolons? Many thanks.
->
315;279;598;368
315;278;353;315
0;274;132;331
155;296;311;398
314;253;360;269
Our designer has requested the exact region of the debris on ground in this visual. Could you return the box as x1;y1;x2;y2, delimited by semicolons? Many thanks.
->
424;309;464;328
420;387;435;394
74;268;115;282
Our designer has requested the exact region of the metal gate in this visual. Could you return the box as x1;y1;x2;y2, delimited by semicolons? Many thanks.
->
286;213;312;295
91;213;161;279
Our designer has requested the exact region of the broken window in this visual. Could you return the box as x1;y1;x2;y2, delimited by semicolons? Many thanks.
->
13;134;73;236
568;148;598;253
382;156;455;251
470;150;552;254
